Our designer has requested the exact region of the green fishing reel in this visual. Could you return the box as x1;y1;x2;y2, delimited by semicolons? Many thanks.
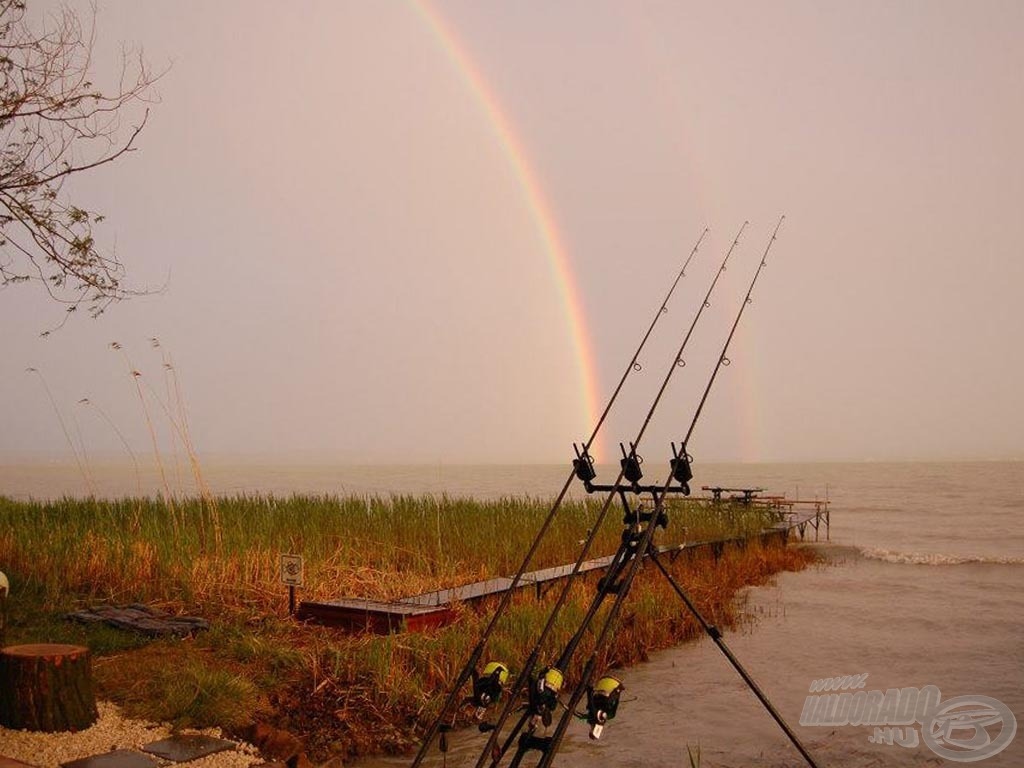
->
469;661;509;719
531;666;564;727
586;676;624;739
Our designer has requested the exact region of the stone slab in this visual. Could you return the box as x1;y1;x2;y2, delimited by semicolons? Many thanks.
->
140;735;235;762
61;750;158;768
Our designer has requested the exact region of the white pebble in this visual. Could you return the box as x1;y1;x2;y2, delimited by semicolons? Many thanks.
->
0;702;263;768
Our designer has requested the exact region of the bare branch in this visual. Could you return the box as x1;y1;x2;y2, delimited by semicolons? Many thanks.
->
0;1;161;322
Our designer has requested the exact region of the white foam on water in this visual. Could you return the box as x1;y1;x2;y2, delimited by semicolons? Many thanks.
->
859;547;1024;566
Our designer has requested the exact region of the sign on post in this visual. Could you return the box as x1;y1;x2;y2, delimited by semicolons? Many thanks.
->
280;554;303;616
280;554;304;587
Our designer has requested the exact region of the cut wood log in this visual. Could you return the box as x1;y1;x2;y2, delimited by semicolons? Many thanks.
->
0;643;98;731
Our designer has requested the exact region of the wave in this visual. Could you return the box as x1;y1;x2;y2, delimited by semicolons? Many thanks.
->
859;547;1024;566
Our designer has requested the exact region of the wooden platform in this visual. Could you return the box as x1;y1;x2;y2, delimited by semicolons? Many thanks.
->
298;501;828;633
296;598;455;633
296;555;630;632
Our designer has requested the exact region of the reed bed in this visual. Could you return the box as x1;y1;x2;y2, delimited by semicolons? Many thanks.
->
0;493;813;759
0;493;778;612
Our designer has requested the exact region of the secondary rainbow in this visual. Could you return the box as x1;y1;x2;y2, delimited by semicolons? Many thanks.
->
412;1;604;459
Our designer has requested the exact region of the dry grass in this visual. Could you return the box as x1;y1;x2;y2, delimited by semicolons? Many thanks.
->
0;493;775;612
0;493;816;759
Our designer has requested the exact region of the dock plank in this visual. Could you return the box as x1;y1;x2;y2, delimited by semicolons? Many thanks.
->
299;502;828;633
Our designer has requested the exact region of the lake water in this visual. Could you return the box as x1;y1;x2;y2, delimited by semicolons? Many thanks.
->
1;460;1021;766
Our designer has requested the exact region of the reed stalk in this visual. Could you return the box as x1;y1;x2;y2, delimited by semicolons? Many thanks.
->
79;398;143;499
111;342;175;510
26;367;96;495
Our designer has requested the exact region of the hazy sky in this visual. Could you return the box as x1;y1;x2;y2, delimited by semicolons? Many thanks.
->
2;1;1022;465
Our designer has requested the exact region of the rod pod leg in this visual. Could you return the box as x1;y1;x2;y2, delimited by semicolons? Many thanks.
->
647;551;821;768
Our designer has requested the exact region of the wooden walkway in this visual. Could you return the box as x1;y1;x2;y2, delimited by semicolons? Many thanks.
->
297;502;829;633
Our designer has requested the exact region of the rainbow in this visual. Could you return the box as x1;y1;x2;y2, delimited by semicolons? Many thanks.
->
412;1;604;459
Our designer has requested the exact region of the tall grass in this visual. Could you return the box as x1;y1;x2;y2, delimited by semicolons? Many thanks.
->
284;534;812;758
0;493;814;756
0;494;781;613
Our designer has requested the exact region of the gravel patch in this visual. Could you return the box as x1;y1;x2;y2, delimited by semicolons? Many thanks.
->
0;703;262;768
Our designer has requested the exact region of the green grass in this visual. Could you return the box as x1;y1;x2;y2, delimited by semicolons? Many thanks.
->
139;659;259;730
0;493;780;612
0;493;809;759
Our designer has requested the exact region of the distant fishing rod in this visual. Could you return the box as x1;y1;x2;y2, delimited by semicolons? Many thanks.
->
473;223;748;768
534;215;819;768
409;228;707;768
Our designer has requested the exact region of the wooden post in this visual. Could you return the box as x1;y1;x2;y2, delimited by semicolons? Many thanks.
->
0;644;98;731
0;570;8;647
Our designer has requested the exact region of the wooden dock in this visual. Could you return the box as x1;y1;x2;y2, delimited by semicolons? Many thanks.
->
297;500;829;633
297;555;641;633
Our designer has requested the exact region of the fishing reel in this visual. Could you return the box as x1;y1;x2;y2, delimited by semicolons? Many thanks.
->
619;442;644;485
585;676;624;740
530;666;564;727
670;441;693;495
467;661;509;720
572;443;597;484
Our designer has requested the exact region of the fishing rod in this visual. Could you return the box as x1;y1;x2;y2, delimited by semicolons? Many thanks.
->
409;228;708;768
538;223;752;683
533;216;819;768
647;214;818;766
473;223;749;768
494;222;750;768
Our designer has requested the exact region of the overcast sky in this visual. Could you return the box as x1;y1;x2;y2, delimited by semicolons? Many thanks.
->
2;0;1022;466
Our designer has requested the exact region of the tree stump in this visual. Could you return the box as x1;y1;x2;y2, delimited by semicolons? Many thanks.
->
0;643;98;731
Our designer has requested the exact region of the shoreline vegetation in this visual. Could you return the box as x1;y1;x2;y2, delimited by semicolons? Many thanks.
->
0;494;817;762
